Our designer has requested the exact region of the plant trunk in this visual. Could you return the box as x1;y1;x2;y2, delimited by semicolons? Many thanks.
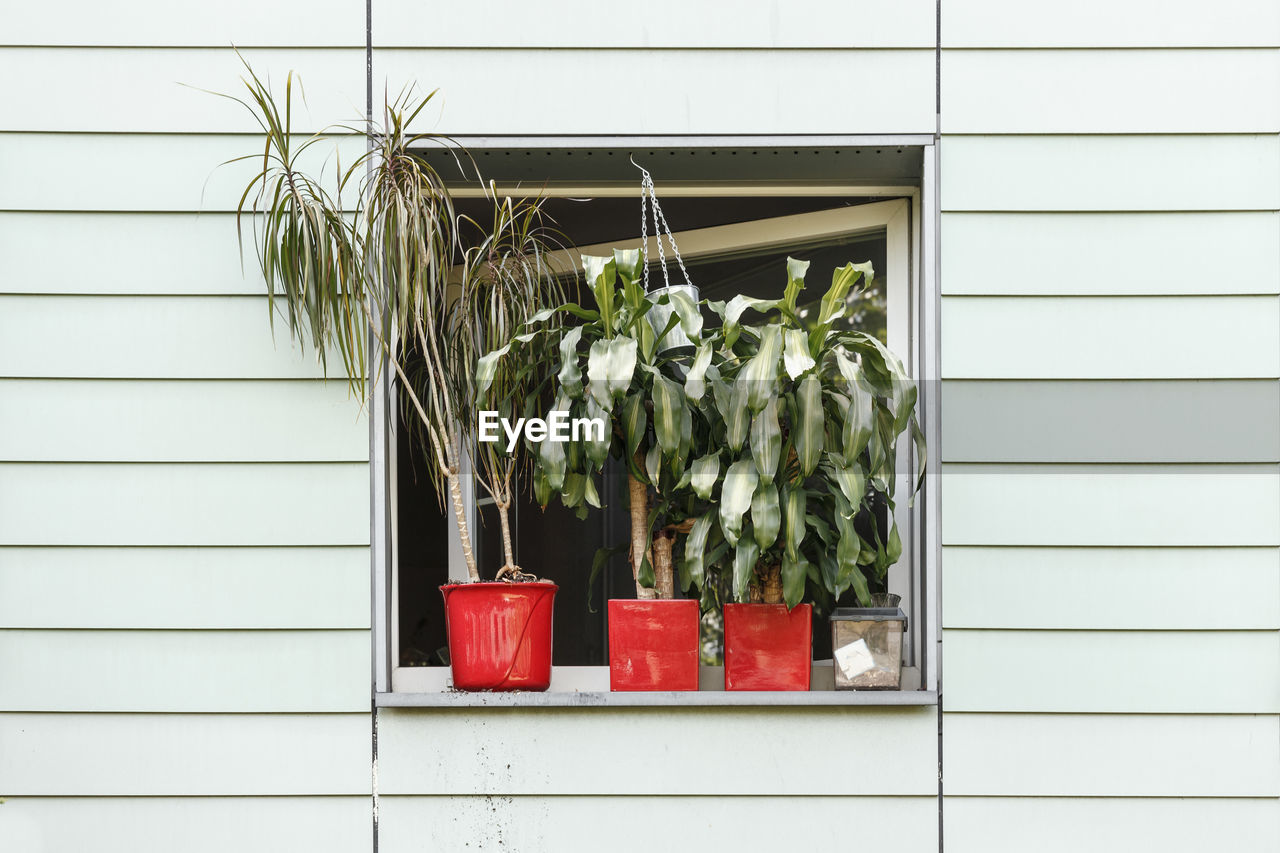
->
628;454;656;600
497;499;516;573
447;472;480;581
652;528;675;600
761;564;783;605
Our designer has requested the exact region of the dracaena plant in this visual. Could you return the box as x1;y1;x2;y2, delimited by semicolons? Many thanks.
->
224;58;565;583
684;257;926;610
480;249;711;599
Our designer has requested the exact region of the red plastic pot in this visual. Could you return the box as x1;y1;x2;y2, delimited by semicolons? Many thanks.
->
440;582;557;691
608;599;700;691
723;603;813;691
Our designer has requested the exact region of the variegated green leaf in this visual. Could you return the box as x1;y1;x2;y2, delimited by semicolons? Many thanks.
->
684;342;713;401
621;391;647;461
751;481;781;551
782;484;807;560
719;459;758;547
741;324;782;412
667;287;704;340
782;327;816;379
795;373;824;476
817;261;872;329
782;256;809;316
691;452;720;500
683;511;715;591
781;550;808;610
586;335;637;408
583;395;611;469
556;325;584;398
749;395;781;479
582;254;617;333
652;373;684;455
844;378;874;460
724;379;751;452
732;536;760;603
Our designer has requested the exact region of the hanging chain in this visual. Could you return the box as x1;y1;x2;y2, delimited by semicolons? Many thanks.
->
633;159;693;294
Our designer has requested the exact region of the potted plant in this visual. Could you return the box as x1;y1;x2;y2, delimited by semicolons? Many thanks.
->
481;249;713;691
222;60;568;692
688;257;925;690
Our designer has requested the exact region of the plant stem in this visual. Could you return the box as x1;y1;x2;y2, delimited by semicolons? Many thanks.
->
761;564;783;605
628;452;656;600
497;498;516;572
652;528;675;600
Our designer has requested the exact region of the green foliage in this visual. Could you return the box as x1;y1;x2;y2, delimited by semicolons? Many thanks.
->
696;258;924;609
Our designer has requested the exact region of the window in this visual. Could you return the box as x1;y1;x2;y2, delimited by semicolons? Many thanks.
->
374;141;939;704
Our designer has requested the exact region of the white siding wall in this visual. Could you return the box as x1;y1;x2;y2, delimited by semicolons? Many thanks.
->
0;6;373;851
7;3;1279;852
940;2;1280;849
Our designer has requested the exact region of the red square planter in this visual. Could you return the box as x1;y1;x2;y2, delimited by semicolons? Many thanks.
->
608;599;700;691
723;603;812;691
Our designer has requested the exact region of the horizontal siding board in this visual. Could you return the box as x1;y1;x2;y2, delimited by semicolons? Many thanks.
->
0;296;340;379
377;706;938;795
0;380;368;462
0;212;265;295
0;712;372;795
373;0;936;47
0;462;370;546
941;296;1280;379
940;465;1280;546
0;546;370;629
942;547;1280;630
0;797;372;853
943;713;1280;796
0;134;364;213
941;212;1280;296
1;47;365;133
379;795;939;852
378;49;936;135
945;797;1280;853
943;630;1280;713
7;1;365;46
943;50;1280;134
0;629;370;712
940;135;1280;212
943;0;1280;47
941;380;1280;462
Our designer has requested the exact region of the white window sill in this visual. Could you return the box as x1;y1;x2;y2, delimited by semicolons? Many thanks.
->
378;663;936;708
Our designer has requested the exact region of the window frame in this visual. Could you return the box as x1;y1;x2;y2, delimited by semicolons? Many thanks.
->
372;139;940;705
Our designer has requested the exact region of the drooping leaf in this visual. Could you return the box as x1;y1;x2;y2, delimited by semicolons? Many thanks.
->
645;442;662;487
690;452;720;500
586;336;638;408
583;394;611;469
781;550;808;610
795;373;824;476
740;324;782;412
749;395;781;479
652;373;684;455
684;342;713;401
751;481;781;551
724;378;751;452
718;460;758;547
682;511;715;591
622;390;647;461
556;325;584;398
666;287;704;341
782;327;816;379
732;536;760;603
782;484;807;560
582;254;617;333
843;376;874;460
